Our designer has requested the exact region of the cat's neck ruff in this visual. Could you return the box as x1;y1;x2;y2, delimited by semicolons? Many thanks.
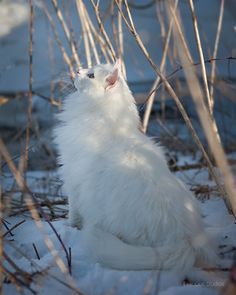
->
61;85;140;139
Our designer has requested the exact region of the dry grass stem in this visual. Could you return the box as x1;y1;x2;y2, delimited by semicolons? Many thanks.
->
0;139;82;294
188;0;212;112
90;0;116;61
142;0;179;133
40;1;75;78
168;2;193;63
115;0;225;201
156;1;166;41
76;0;92;67
210;0;225;108
23;0;34;179
168;1;236;215
51;0;81;67
167;0;229;192
84;8;111;63
47;26;59;107
80;1;100;64
187;0;222;143
111;1;119;50
86;14;109;62
117;0;126;77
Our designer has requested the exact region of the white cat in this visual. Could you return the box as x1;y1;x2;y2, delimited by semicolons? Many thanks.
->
54;59;217;271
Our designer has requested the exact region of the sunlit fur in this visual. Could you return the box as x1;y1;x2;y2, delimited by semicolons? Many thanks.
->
54;61;217;271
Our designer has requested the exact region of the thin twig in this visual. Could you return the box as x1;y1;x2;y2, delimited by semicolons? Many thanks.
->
3;251;37;293
1;219;13;237
3;267;34;294
2;219;25;238
0;138;81;294
6;241;82;294
46;220;72;274
68;247;72;272
3;251;30;281
32;243;40;260
139;56;236;111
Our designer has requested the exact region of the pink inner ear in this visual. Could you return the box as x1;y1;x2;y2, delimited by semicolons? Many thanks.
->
114;58;121;71
105;68;118;90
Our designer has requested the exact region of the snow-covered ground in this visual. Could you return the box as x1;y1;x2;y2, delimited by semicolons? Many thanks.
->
2;154;236;294
1;0;236;153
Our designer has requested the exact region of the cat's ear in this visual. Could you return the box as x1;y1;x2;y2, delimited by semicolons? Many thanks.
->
114;58;121;72
105;68;119;90
105;59;122;90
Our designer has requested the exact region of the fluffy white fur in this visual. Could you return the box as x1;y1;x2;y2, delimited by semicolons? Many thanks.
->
54;60;217;271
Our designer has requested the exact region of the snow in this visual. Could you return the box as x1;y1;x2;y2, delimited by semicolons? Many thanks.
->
2;155;236;294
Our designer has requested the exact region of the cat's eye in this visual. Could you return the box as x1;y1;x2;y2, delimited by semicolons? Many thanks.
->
87;73;95;79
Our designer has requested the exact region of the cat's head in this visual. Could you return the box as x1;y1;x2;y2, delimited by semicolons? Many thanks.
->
74;59;126;96
65;60;139;128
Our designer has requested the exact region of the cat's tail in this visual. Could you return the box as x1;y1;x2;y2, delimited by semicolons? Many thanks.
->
80;227;217;271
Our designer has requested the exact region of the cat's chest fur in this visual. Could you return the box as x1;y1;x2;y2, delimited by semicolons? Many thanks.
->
56;107;199;247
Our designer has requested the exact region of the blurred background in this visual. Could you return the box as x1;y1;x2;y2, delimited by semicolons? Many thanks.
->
0;0;235;171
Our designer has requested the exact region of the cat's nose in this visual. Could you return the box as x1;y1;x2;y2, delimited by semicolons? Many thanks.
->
76;66;83;75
